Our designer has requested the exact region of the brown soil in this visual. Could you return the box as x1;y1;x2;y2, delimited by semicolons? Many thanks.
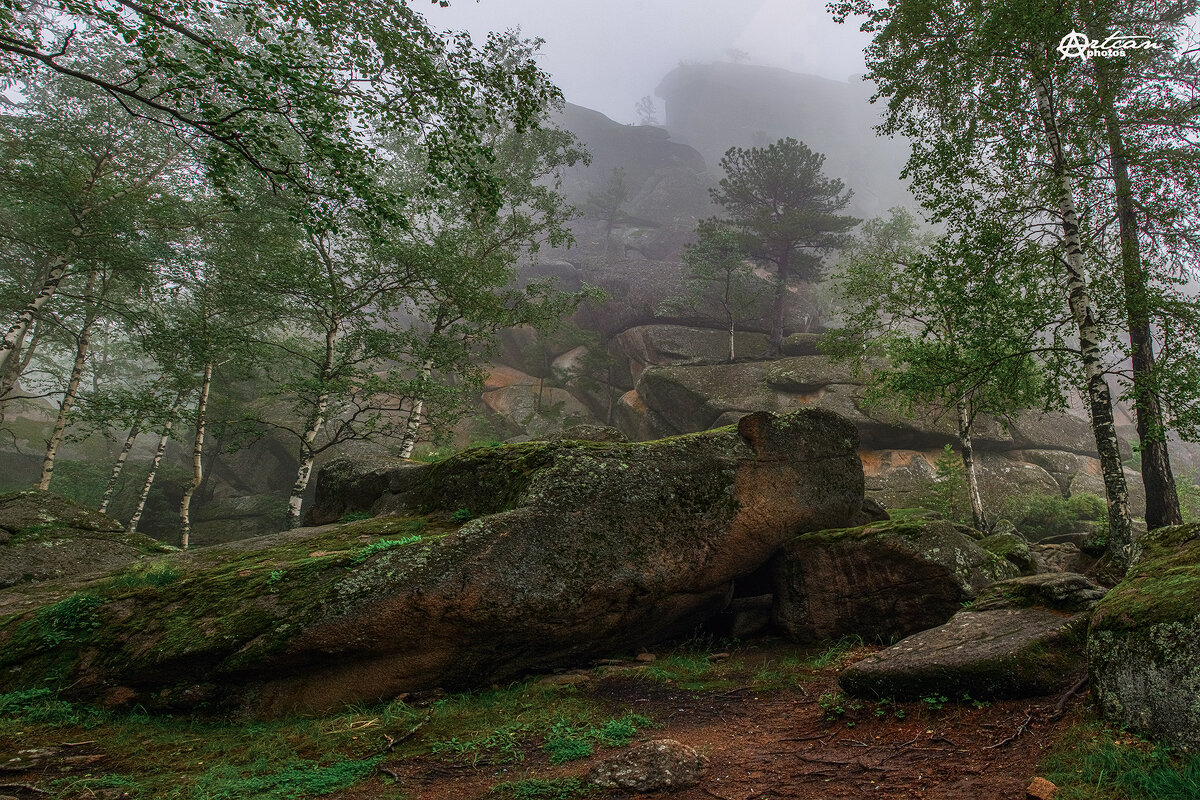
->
364;644;1084;800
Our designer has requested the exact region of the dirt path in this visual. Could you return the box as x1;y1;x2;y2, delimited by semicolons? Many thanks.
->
371;647;1082;800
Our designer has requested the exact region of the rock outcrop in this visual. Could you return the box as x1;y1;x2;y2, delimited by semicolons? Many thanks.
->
0;492;171;588
1089;523;1200;750
0;409;864;716
771;516;1018;644
839;573;1103;700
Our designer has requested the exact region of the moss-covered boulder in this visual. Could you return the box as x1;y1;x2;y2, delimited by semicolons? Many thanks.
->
771;517;1018;644
838;573;1102;700
0;409;864;717
979;531;1037;574
1088;524;1200;750
0;492;172;588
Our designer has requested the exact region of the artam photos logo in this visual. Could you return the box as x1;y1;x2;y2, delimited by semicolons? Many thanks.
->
1057;30;1165;60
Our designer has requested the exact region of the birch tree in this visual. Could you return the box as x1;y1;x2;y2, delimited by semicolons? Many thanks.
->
0;71;192;417
830;208;1071;532
829;0;1134;571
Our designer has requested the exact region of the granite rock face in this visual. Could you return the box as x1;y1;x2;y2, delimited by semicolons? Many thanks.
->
772;517;1018;644
838;573;1104;700
0;410;864;717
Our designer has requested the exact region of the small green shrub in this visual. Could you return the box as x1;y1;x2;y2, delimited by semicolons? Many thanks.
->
928;444;970;524
818;691;846;719
1001;493;1078;539
338;511;372;523
34;593;103;646
1068;492;1106;522
922;694;948;711
351;535;422;564
451;508;473;522
1177;470;1200;524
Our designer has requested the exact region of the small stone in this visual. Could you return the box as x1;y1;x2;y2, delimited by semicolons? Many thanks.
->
596;658;626;666
636;653;657;663
1026;776;1057;800
588;739;707;792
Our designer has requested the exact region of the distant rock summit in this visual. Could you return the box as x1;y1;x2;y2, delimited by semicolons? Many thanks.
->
655;62;912;218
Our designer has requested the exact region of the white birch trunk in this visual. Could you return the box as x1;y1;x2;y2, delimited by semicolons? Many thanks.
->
957;400;987;533
99;418;142;514
1033;79;1134;573
0;252;75;401
38;268;99;491
128;392;183;534
179;363;213;551
399;358;434;459
286;392;329;529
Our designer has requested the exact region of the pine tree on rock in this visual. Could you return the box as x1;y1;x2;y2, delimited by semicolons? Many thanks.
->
708;138;859;355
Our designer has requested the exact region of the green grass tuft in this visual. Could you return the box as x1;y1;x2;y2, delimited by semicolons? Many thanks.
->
1041;723;1200;800
490;777;595;799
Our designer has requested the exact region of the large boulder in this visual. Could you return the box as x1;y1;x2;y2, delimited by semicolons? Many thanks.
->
0;409;864;717
839;573;1102;700
0;492;171;588
1089;524;1200;750
611;325;770;381
772;517;1018;644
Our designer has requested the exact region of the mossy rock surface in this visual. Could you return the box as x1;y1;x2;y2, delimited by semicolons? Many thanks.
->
771;518;1018;644
978;532;1036;574
0;492;171;589
1089;523;1200;750
0;409;864;717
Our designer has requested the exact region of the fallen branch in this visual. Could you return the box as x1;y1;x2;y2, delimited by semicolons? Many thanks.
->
0;784;49;795
984;710;1033;750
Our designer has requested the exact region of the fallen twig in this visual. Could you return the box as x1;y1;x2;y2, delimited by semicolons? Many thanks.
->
984;710;1033;750
0;783;49;795
57;741;96;747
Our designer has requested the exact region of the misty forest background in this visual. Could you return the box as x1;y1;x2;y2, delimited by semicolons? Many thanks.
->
2;0;1200;578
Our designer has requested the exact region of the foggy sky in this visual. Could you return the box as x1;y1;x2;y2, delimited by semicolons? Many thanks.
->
424;0;872;123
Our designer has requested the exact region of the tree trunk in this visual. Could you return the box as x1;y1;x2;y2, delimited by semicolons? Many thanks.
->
286;394;329;529
287;324;338;527
128;392;183;534
1034;78;1134;573
0;317;43;426
179;363;213;550
99;418;142;514
399;358;435;459
0;252;74;404
1088;48;1181;529
768;254;790;357
957;399;988;533
728;317;736;363
38;268;100;491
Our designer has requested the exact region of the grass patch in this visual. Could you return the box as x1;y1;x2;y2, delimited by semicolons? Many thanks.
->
422;680;654;768
490;777;595;799
1041;722;1200;800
